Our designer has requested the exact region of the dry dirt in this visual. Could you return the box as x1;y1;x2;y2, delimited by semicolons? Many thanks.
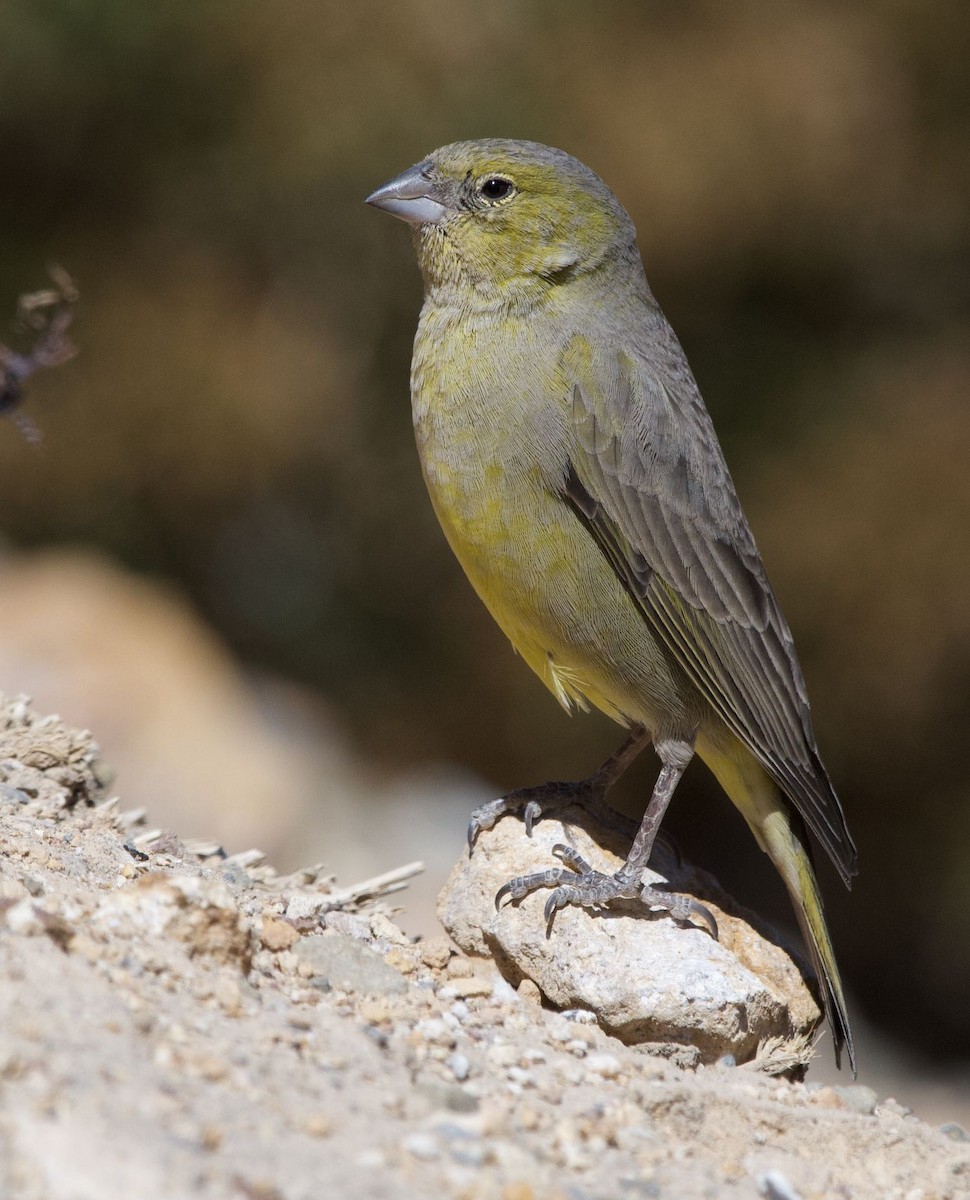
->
1;694;967;1200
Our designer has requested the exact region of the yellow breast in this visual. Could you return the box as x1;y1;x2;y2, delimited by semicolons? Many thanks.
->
409;304;645;724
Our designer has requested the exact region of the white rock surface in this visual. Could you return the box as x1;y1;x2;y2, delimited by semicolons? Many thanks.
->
438;803;820;1065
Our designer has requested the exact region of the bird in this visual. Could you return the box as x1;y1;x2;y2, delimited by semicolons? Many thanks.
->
366;139;857;1072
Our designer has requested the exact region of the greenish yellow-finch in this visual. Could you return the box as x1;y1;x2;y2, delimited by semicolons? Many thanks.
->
368;140;857;1071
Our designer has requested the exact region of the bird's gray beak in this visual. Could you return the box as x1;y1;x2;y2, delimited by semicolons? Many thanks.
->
365;162;449;226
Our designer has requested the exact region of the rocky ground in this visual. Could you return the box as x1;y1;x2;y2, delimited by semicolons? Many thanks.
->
1;694;968;1200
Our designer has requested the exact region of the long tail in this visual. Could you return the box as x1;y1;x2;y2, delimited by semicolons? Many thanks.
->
699;738;856;1075
759;805;855;1075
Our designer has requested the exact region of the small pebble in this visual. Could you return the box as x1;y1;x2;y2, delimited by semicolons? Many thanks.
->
415;1018;455;1048
487;1043;518;1068
260;917;298;952
562;1008;597;1024
877;1097;914;1119
292;932;407;996
516;1106;541;1132
322;910;370;940
834;1085;878;1115
369;911;410;947
3;899;45;935
446;956;477;979
517;978;542;1004
940;1122;970;1142
448;1137;488;1167
356;1149;385;1170
810;1086;844;1109
402;1132;439;1161
220;863;254;889
506;1066;535;1087
759;1169;802;1200
363;1024;388;1049
446;1053;471;1081
444;973;492;997
435;1121;490;1166
198;1123;222;1152
585;1053;621;1079
303;1113;332;1137
284;893;327;922
383;946;418;975
491;977;518;1002
418;935;454;970
358;998;392;1025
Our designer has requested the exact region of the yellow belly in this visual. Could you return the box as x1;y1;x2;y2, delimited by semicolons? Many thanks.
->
418;425;693;732
410;303;696;738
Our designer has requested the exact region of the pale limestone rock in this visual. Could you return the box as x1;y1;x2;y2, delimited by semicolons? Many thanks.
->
438;803;820;1066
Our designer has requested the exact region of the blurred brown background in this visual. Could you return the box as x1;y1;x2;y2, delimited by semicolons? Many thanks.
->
1;0;968;1088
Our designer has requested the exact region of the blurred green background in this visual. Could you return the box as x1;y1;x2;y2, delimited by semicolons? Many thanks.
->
1;0;968;1067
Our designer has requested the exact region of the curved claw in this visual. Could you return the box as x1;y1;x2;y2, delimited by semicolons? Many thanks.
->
543;888;569;924
523;800;542;837
686;899;719;941
641;884;719;940
467;807;499;852
495;881;514;911
468;793;524;852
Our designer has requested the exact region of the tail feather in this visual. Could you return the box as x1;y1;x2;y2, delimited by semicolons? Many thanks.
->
699;738;856;1074
782;813;855;1074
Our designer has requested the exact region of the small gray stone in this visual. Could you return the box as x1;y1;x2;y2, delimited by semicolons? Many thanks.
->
877;1098;914;1119
220;863;254;889
292;933;407;995
585;1052;622;1078
447;1137;488;1167
834;1084;879;1115
436;1123;490;1167
759;1170;803;1200
417;1082;480;1113
323;910;372;941
940;1122;970;1142
446;1052;471;1081
401;1132;439;1161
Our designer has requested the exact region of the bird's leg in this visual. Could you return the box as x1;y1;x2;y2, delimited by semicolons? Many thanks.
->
467;726;650;851
495;738;718;939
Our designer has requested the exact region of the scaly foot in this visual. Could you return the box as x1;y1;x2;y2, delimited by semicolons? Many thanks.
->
467;775;617;850
467;727;651;851
495;843;718;939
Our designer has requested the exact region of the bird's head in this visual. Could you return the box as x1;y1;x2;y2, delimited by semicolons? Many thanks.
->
367;139;640;304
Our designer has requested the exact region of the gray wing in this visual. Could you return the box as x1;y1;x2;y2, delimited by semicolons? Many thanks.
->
562;331;857;885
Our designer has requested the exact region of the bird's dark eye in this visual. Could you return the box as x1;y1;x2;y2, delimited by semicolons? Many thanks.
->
479;176;515;202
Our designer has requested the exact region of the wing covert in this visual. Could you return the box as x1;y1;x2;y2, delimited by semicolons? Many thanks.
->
562;333;857;883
